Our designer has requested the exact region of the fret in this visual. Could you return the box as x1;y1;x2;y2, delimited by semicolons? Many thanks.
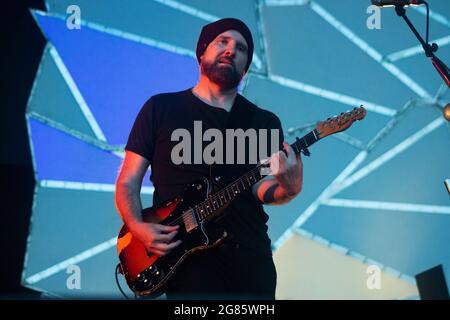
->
205;201;212;214
212;198;218;210
208;199;214;211
302;136;309;148
222;191;228;203
251;170;257;182
245;174;251;187
217;193;224;206
240;179;246;190
197;203;204;219
199;202;206;219
232;183;239;195
220;190;227;203
226;186;232;200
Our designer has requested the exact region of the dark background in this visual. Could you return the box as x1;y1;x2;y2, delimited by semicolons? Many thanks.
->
0;0;46;298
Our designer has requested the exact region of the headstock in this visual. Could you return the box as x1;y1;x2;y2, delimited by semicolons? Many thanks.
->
316;106;366;139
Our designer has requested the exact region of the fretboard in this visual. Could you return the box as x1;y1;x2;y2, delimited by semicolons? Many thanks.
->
194;128;321;222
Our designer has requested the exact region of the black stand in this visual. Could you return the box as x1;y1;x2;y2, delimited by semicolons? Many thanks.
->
394;4;450;87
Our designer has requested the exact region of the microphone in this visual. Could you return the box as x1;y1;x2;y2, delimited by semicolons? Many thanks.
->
371;0;425;7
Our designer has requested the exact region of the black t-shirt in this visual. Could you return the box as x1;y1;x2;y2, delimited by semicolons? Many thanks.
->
125;88;284;256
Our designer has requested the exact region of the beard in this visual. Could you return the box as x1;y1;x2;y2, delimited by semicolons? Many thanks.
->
201;57;243;90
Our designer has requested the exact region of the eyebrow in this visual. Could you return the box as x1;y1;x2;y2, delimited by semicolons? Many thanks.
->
216;36;248;49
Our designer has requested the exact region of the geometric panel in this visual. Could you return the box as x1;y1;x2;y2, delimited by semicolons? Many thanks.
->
34;11;200;145
45;0;266;71
274;231;419;299
22;187;152;297
243;74;391;144
302;205;450;287
337;119;450;205
28;118;127;184
262;4;428;108
27;47;97;139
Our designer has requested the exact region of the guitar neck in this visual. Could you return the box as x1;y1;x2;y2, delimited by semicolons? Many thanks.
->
194;128;321;221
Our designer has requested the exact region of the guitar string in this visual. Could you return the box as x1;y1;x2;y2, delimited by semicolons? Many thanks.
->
165;163;265;227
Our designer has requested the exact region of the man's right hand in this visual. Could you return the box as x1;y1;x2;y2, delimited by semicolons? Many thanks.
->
129;222;182;256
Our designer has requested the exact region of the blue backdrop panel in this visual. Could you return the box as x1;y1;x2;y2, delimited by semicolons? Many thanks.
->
337;124;450;205
24;187;123;276
262;4;433;108
354;105;448;173
35;12;199;145
29;118;132;185
27;46;97;139
44;0;264;71
244;74;390;144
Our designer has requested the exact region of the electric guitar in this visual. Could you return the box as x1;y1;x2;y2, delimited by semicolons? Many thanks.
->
117;106;366;297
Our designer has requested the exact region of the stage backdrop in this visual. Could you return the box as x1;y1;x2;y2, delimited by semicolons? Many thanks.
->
23;0;449;298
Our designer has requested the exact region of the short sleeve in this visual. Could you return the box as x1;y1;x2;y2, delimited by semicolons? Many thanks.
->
125;98;156;162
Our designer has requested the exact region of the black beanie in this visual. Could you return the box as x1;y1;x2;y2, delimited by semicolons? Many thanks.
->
196;18;254;71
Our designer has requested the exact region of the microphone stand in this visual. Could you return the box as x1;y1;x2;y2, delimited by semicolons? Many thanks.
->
394;3;450;87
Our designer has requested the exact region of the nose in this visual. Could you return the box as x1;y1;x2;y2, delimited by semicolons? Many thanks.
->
224;43;236;58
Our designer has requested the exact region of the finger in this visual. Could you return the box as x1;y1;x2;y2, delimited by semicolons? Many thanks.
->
148;248;166;256
296;152;303;165
282;142;293;157
166;240;182;250
258;157;270;165
276;149;288;167
269;152;280;175
151;240;182;251
271;151;287;173
283;142;297;164
156;224;179;233
154;230;178;242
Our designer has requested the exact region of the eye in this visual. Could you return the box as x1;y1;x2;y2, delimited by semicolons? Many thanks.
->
219;38;228;45
237;44;247;52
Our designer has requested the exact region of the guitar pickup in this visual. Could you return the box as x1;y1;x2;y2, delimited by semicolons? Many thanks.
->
182;208;198;233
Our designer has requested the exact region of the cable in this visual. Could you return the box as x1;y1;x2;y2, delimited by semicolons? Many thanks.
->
115;263;132;299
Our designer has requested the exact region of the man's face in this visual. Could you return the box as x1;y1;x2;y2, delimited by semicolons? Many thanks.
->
200;30;249;90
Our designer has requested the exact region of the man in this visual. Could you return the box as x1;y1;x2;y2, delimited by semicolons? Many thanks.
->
115;18;303;299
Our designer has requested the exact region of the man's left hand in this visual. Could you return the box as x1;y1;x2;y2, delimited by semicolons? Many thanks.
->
269;142;303;198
